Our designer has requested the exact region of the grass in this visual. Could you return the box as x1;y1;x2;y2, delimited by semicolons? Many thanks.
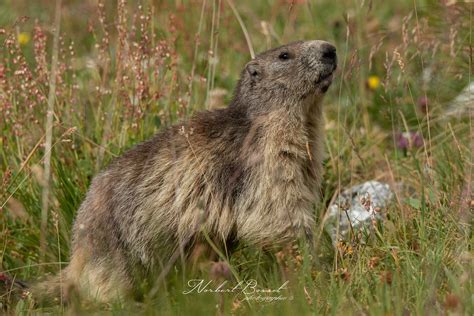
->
0;0;472;314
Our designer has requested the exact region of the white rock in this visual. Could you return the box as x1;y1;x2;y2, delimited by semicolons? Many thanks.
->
445;81;473;118
324;181;393;244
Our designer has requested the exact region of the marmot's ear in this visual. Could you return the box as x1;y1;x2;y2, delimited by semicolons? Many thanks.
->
245;60;261;81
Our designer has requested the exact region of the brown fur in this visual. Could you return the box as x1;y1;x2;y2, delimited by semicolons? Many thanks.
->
32;40;337;304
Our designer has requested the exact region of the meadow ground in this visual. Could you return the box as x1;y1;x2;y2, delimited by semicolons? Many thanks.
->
0;0;472;315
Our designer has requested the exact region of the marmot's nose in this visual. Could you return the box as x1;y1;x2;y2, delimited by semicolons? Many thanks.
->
320;43;337;63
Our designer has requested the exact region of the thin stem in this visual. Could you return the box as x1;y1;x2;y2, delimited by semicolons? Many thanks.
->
40;0;62;265
225;0;255;59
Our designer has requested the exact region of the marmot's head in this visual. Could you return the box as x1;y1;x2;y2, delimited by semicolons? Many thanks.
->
233;40;337;114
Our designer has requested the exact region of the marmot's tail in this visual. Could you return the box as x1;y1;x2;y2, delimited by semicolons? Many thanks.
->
30;274;61;305
0;270;76;309
30;270;77;306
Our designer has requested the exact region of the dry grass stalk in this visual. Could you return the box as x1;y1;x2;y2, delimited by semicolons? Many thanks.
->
40;0;62;265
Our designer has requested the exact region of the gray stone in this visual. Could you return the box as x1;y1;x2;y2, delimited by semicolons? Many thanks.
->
445;81;473;118
324;181;394;244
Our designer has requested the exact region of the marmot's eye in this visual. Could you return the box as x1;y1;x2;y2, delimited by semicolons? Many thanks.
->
278;52;290;60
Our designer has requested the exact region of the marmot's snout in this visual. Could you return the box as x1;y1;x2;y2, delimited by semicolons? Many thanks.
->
304;40;337;67
320;43;337;66
303;40;337;91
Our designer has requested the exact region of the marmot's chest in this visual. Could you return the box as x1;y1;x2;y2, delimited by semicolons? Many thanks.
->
254;129;318;183
239;114;323;193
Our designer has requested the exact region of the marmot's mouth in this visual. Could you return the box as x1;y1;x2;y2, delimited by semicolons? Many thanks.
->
315;64;337;84
315;67;336;93
317;72;333;83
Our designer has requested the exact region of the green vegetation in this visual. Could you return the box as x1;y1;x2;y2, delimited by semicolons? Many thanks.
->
0;0;472;314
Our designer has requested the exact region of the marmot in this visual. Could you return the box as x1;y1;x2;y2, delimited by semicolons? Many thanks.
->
34;40;337;303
